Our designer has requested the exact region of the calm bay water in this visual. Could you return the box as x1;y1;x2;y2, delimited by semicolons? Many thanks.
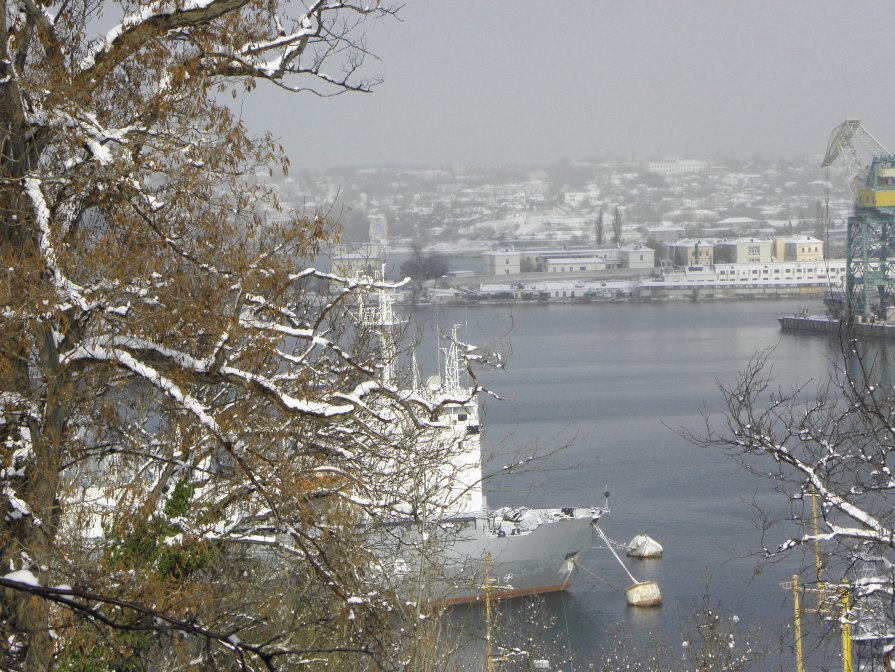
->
410;297;845;666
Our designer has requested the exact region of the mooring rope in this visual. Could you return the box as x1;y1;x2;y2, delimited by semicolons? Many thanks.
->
571;557;621;592
593;523;639;585
594;532;627;551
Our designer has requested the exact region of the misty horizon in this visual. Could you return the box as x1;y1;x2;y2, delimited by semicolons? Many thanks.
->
240;1;895;171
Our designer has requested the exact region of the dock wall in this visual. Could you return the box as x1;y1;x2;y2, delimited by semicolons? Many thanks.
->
778;316;895;339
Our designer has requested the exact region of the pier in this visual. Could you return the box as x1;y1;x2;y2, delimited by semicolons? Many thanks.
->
778;315;895;340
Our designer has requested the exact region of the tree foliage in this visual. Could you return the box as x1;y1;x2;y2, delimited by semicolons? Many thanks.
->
612;206;622;245
399;243;450;283
0;1;492;670
687;342;895;644
601;603;761;672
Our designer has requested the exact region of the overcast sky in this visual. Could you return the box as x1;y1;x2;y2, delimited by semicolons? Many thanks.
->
241;1;895;170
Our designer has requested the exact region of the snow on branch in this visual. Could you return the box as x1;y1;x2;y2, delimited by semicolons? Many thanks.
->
213;0;386;92
61;335;376;423
60;344;231;445
23;177;90;310
0;574;372;669
81;0;244;70
76;334;232;375
76;0;387;100
217;365;354;417
744;436;895;554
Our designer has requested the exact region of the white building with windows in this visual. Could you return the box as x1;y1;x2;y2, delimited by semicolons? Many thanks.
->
534;247;620;269
775;235;824;262
714;238;774;264
646;159;708;176
619;244;655;269
481;244;655;276
368;212;388;244
714;260;843;285
641;260;846;291
483;248;521;275
544;257;609;273
669;239;715;267
563;191;590;207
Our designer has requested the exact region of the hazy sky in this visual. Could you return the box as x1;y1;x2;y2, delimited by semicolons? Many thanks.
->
241;1;895;170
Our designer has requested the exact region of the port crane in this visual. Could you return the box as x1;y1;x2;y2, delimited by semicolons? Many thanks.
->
822;119;895;321
822;119;889;196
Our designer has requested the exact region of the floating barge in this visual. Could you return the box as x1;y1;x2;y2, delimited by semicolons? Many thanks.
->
778;315;895;339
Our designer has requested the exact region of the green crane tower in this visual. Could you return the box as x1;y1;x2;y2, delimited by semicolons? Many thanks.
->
822;120;895;321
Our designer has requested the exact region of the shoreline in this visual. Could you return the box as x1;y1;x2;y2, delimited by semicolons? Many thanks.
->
412;286;830;307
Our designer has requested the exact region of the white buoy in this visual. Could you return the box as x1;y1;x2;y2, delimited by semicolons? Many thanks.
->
626;534;663;559
625;580;662;607
594;524;663;607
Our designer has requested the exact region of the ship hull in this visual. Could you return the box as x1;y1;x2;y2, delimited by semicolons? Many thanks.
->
375;508;598;606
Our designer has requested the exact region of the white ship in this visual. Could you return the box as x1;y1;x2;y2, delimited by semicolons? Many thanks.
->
362;283;606;605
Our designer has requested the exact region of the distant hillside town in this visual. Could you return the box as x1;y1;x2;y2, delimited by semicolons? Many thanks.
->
258;153;851;301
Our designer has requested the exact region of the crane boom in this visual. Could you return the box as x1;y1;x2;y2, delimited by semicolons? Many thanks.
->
822;119;889;195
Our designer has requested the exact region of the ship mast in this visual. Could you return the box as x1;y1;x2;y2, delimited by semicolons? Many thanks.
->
359;265;402;387
441;324;463;395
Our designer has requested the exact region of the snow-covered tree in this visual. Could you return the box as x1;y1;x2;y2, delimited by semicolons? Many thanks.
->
0;1;491;670
688;344;895;661
601;601;761;672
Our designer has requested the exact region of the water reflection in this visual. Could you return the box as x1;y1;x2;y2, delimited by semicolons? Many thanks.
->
847;336;895;389
410;298;846;665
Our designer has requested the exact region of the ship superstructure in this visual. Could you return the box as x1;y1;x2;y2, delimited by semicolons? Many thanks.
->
360;277;605;604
